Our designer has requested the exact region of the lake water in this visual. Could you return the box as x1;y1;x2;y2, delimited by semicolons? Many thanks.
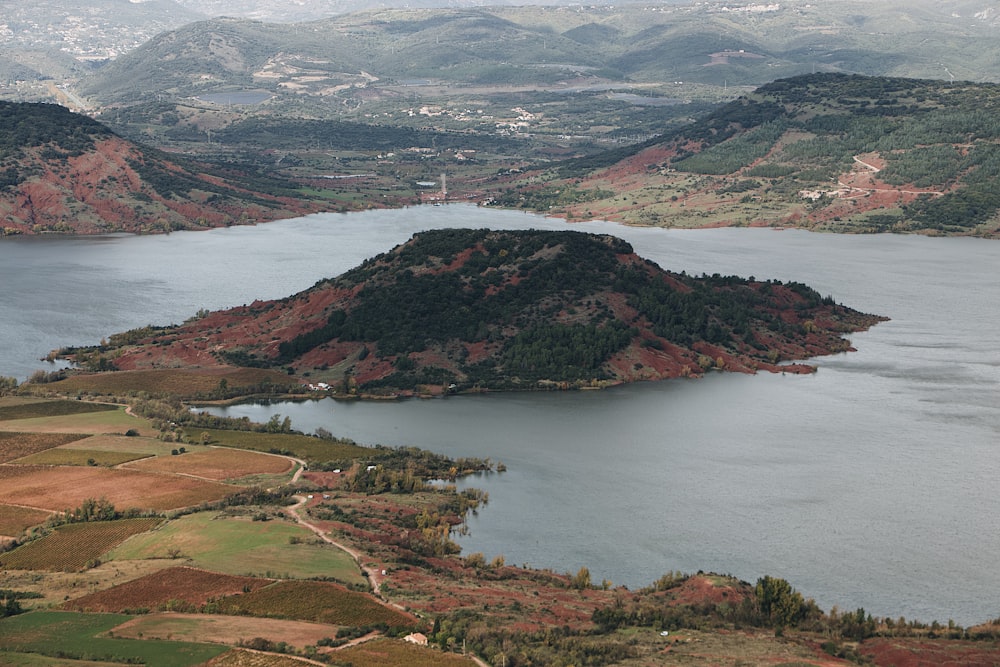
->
2;205;998;625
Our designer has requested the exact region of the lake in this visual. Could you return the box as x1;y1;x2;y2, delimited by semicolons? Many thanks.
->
2;205;998;625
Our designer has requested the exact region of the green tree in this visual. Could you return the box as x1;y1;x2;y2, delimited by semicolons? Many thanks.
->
755;575;806;628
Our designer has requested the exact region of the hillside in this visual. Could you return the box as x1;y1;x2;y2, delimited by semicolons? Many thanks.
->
500;74;1000;237
0;101;319;234
67;228;884;396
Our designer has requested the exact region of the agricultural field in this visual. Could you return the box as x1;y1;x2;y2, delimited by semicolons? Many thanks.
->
43;368;295;398
106;511;366;585
62;566;272;613
59;434;189;456
0;465;235;512
0;653;125;666
12;448;149;466
108;612;338;650
124;448;294;482
194;428;370;464
0;431;90;463
0;400;119;422
0;518;163;571
0;406;151;436
0;505;52;540
333;638;479;667
204;650;323;667
0;611;227;667
216;580;415;628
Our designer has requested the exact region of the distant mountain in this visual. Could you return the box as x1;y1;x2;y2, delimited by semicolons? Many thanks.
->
0;101;317;234
75;1;1000;108
508;74;1000;237
75;229;884;395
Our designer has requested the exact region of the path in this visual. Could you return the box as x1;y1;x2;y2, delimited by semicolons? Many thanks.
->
284;494;385;598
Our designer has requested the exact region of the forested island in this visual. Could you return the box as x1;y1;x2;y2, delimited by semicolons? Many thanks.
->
50;228;884;399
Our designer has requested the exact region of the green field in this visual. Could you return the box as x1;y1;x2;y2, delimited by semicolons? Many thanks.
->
192;428;370;463
0;407;146;435
0;611;226;667
106;511;365;585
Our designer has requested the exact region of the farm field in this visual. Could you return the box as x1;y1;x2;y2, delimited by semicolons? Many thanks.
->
12;448;149;466
124;447;295;482
0;518;163;571
59;434;198;456
106;511;366;585
204;650;328;667
0;610;227;667
0;400;119;421
109;612;339;649
193;428;370;463
332;638;479;666
44;368;295;398
0;465;236;512
216;579;415;628
0;431;90;463
0;407;152;436
62;566;273;613
0;505;52;540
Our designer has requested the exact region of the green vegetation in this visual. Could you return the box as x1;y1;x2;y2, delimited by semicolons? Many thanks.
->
106;511;365;585
184;427;368;464
0;611;226;666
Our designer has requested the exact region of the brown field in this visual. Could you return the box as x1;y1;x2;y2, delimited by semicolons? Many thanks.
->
334;638;479;667
218;580;416;628
0;431;90;463
0;559;177;610
0;504;53;538
109;612;338;649
0;400;119;421
204;649;319;667
12;448;149;466
0;466;237;511
62;566;272;612
125;448;294;481
0;518;162;571
46;368;294;397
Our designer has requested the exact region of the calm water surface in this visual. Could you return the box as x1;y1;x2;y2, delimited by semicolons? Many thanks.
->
2;205;998;624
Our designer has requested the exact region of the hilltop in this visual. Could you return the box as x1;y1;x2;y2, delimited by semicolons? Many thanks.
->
62;228;883;396
0;101;318;234
499;74;1000;237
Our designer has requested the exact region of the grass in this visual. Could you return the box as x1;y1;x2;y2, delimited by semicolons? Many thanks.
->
106;512;365;585
218;580;414;627
193;428;370;464
0;407;146;435
0;432;91;463
0;518;163;571
0;611;227;667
